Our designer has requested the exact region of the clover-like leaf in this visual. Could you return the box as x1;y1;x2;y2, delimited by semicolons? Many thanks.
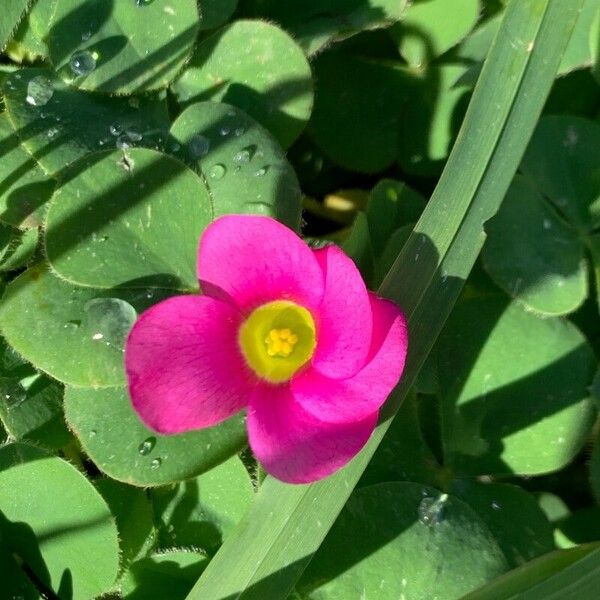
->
46;0;199;94
3;68;170;177
0;265;172;387
483;175;587;316
438;297;597;476
45;148;213;290
64;386;247;486
170;102;301;229
172;20;313;148
0;454;120;600
299;482;508;600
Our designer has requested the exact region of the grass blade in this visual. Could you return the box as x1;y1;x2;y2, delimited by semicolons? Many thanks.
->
186;1;585;598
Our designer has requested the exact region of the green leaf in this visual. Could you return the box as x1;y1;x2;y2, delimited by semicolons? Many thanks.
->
64;385;247;486
359;394;440;487
0;455;120;599
0;225;39;271
299;482;508;599
95;478;157;566
439;297;597;476
310;52;404;173
555;507;600;548
46;0;199;93
590;436;600;504
451;480;555;567
199;0;238;31
3;68;170;177
462;544;600;600
0;265;173;387
482;175;587;316
0;536;40;600
0;0;30;51
6;12;49;63
398;63;472;176
373;223;413;288
0;440;49;472
341;212;374;284
558;0;598;74
170;102;301;230
0;112;54;228
151;455;254;552
45;148;213;290
240;0;408;55
172;20;313;148
0;372;71;450
186;2;587;598
390;0;480;68
365;179;425;256
120;550;209;600
520;115;600;232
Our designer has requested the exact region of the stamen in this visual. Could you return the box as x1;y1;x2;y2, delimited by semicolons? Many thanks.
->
265;328;298;358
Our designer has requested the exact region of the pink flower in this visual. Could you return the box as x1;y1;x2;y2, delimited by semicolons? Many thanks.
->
125;216;408;484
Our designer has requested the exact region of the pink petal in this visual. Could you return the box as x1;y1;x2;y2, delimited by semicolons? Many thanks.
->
197;216;324;312
125;295;252;434
247;383;377;484
291;295;408;424
310;245;373;379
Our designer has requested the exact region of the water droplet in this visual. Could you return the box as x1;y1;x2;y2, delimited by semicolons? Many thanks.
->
116;134;131;149
47;127;60;139
220;125;231;136
418;494;448;527
1;380;26;409
83;298;137;347
135;0;155;5
208;163;226;180
138;437;156;455
69;50;97;76
234;126;245;136
26;75;53;107
109;123;122;136
233;148;251;164
188;134;210;158
63;319;81;330
150;457;162;469
254;166;268;177
82;31;92;41
89;429;97;437
126;128;142;142
491;501;501;511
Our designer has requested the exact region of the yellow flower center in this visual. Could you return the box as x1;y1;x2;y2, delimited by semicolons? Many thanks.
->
239;300;316;383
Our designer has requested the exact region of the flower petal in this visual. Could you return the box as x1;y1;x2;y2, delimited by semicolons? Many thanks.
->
292;295;408;424
310;245;372;379
197;215;324;312
247;383;377;483
125;295;251;434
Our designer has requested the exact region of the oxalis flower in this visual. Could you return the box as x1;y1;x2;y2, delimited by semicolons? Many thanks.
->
125;215;408;484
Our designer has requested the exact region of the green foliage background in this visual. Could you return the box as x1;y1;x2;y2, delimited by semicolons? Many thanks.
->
0;0;599;599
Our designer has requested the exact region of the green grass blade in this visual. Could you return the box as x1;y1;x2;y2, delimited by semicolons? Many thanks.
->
462;544;600;599
186;1;585;598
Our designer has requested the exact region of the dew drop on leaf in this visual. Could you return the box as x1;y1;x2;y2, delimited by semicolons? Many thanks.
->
83;298;137;348
109;123;122;136
208;163;226;180
418;494;448;527
188;134;210;158
1;380;26;410
69;51;97;76
26;76;53;107
150;458;162;469
138;437;156;456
